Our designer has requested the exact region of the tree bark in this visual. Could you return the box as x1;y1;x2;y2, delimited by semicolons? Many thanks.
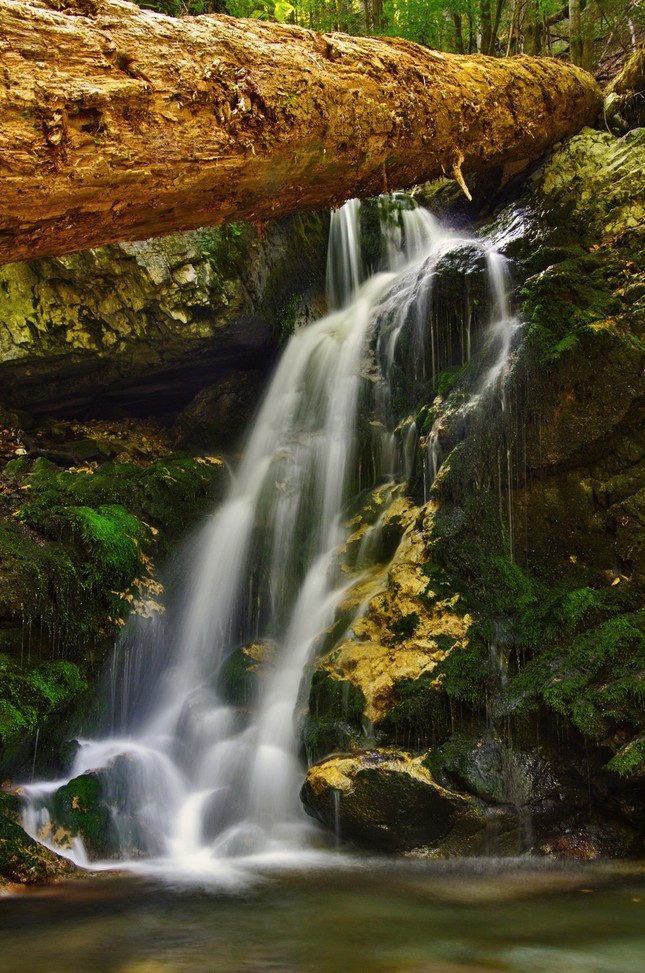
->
569;0;583;65
606;43;645;95
0;0;601;265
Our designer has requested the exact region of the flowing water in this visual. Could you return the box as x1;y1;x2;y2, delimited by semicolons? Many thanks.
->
23;196;519;883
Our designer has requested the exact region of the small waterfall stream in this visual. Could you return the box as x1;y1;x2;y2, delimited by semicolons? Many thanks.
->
23;196;518;881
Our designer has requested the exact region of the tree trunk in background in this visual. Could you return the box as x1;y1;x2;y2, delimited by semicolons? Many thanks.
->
569;0;583;64
452;12;465;53
0;0;602;265
581;0;598;71
479;0;493;54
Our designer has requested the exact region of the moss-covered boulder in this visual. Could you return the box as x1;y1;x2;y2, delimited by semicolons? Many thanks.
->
217;639;277;708
425;734;564;822
48;773;119;861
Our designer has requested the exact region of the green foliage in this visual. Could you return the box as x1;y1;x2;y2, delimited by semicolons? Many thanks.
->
130;0;639;79
198;223;253;275
132;0;227;15
606;735;645;778
428;499;645;768
249;0;294;20
434;633;490;707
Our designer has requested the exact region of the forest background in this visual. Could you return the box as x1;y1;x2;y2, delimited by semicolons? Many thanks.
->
134;0;643;79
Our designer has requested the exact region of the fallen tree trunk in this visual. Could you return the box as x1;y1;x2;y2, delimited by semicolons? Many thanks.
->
0;0;601;264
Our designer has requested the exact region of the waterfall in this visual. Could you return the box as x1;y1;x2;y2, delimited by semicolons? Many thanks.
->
23;196;517;882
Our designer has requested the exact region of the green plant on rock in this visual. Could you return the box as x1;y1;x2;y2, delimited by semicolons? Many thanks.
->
67;505;147;591
520;253;623;362
0;655;88;754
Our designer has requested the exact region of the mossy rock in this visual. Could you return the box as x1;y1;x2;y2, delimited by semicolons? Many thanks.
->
0;451;228;658
424;734;560;807
217;640;276;707
50;773;118;860
0;791;75;886
302;669;366;763
300;750;489;853
373;668;455;751
0;656;88;770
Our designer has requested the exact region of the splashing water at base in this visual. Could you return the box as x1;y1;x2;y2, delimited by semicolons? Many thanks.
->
23;197;518;884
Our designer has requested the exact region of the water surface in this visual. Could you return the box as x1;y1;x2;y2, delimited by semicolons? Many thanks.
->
2;857;644;973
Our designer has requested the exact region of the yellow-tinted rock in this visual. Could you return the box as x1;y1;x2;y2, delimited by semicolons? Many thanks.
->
313;501;472;722
301;749;488;852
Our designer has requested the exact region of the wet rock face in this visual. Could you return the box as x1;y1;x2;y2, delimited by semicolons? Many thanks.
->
300;127;645;857
0;213;327;418
171;369;266;451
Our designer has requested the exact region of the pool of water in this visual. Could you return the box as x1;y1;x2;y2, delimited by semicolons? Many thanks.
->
1;857;644;973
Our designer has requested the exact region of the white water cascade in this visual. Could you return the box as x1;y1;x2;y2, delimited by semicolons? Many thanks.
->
23;196;518;883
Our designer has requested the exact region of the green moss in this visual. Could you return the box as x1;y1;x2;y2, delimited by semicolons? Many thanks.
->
66;504;146;589
303;670;366;761
217;646;266;707
198;222;255;275
0;655;88;761
606;735;645;778
301;714;362;764
0;450;227;775
520;254;622;362
1;453;226;652
433;635;490;708
375;670;453;749
51;772;116;859
389;611;420;644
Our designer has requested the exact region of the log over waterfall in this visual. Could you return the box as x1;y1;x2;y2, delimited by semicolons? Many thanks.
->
0;0;602;264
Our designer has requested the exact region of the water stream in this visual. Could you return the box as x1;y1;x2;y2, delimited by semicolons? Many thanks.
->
23;196;519;883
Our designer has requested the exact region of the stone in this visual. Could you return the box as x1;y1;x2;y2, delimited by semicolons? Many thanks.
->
301;750;489;852
0;791;76;887
0;212;327;419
